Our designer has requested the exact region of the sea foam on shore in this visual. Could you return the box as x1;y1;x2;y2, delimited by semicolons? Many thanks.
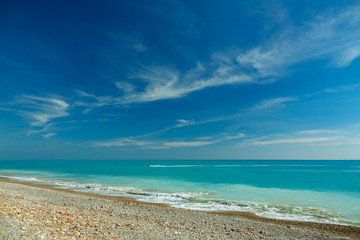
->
1;178;359;240
1;160;359;226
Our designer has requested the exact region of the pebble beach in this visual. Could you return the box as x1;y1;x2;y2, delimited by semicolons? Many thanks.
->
0;178;359;240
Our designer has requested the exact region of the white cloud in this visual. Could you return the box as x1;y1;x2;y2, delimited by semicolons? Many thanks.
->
123;63;252;103
43;133;56;138
241;128;344;146
79;5;360;108
125;66;184;102
94;138;150;147
177;119;190;124
254;97;297;110
336;46;360;67
163;141;214;148
115;82;135;94
74;90;121;108
305;83;360;97
297;130;340;135
175;119;195;127
239;5;360;73
246;136;338;145
324;83;360;93
0;107;14;112
16;95;69;126
161;132;245;148
93;128;246;150
220;133;245;141
239;124;360;148
27;123;53;136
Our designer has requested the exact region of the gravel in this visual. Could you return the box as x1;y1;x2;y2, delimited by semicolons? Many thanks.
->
0;179;358;240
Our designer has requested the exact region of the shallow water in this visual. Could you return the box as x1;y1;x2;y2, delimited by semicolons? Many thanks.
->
0;160;359;225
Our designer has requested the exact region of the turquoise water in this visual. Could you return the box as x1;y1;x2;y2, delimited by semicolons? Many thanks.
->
0;160;359;226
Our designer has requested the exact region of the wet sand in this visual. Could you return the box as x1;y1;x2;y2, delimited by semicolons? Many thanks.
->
0;178;359;239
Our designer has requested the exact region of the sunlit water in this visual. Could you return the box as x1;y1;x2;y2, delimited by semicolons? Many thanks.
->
0;160;359;226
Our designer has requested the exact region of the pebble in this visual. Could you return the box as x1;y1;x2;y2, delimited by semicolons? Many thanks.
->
0;180;357;240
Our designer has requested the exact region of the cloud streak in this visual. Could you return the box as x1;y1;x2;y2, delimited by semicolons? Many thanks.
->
77;4;360;108
163;141;214;148
94;138;150;147
43;133;56;138
254;97;297;110
94;131;245;150
91;94;297;150
241;128;344;146
246;136;338;145
3;95;70;136
16;95;69;126
136;5;360;102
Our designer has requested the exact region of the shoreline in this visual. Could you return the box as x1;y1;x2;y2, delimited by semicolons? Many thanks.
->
1;177;359;239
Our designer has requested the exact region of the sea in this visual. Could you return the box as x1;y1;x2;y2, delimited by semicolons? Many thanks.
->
0;160;359;226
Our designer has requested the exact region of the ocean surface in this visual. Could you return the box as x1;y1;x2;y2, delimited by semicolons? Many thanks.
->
0;160;359;226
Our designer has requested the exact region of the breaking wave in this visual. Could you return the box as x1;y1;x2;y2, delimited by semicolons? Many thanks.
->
1;174;357;226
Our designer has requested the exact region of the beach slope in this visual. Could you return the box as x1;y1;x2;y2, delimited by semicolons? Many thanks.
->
0;178;359;239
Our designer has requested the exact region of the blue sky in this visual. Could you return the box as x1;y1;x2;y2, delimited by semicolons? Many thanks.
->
1;0;360;159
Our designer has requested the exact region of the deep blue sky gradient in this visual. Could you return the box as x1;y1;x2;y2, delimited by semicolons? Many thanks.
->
1;0;360;159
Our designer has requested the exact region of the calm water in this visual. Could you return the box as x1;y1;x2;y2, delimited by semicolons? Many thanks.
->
0;160;359;225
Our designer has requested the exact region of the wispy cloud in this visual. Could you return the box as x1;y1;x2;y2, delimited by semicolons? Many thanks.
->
90;93;299;150
0;107;14;112
94;130;245;150
26;123;53;136
94;138;150;147
254;97;297;110
4;95;70;136
163;141;214;148
323;84;360;93
78;5;360;108
246;136;338;146
219;133;246;141
43;133;56;138
237;5;360;72
241;128;344;146
306;83;360;97
130;5;360;102
115;82;136;94
123;62;254;103
175;119;195;127
16;95;69;126
297;130;341;135
74;90;121;108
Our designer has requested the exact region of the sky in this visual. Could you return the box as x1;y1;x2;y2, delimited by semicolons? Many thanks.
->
1;0;360;160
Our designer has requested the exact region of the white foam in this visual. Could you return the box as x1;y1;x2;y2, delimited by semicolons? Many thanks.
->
136;196;345;224
3;176;40;182
149;165;207;168
1;173;359;226
148;164;330;168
